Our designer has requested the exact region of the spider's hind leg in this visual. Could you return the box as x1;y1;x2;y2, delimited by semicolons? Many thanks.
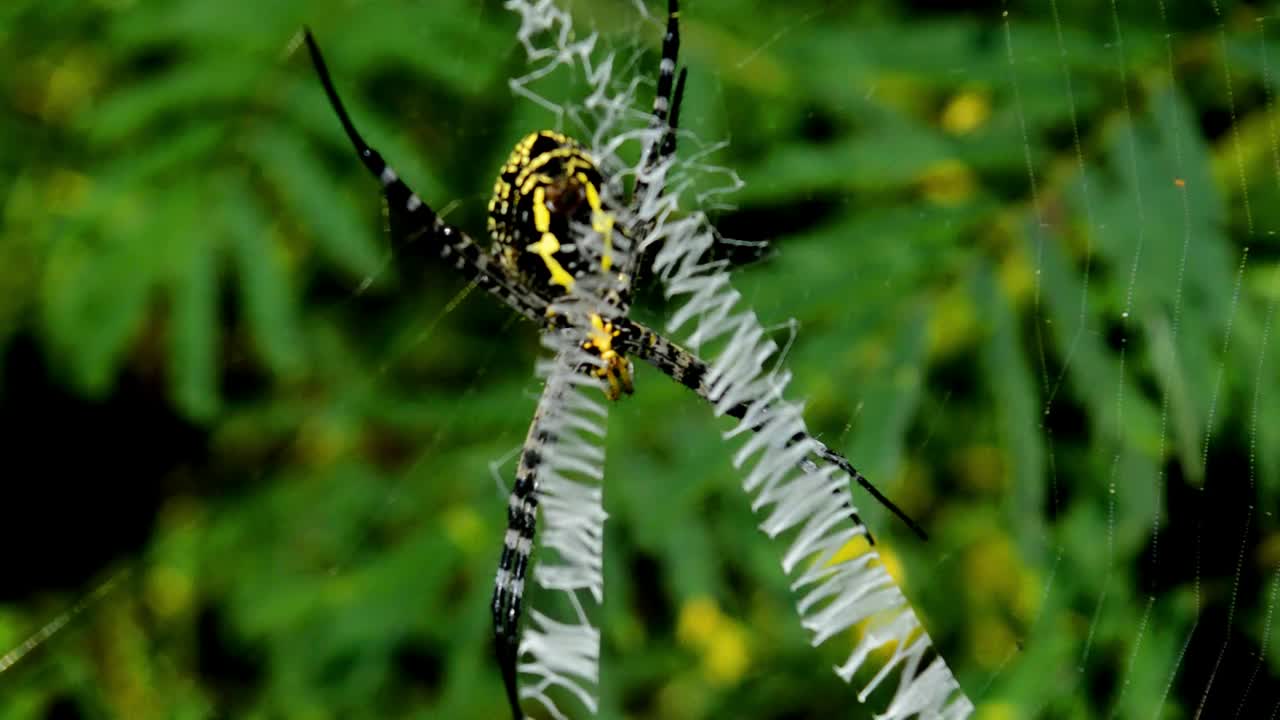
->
491;420;547;720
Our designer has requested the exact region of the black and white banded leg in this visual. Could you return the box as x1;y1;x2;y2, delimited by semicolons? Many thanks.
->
304;29;551;325
632;0;687;200
491;409;553;719
616;318;928;543
620;0;688;309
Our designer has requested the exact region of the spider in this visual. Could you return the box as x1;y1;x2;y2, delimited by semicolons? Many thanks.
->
303;3;925;716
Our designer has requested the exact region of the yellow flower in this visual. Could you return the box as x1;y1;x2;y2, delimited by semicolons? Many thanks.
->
702;622;750;686
677;596;722;648
918;160;977;206
676;596;751;686
941;91;991;135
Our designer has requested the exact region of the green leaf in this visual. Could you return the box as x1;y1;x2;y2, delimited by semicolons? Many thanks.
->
168;201;220;421
252;126;385;280
223;175;306;376
974;265;1047;560
39;195;159;395
87;58;264;145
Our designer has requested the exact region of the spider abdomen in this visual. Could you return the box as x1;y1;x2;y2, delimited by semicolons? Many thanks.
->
487;130;617;296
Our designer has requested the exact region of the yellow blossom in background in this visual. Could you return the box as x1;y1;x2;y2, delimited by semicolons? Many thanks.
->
941;90;991;135
877;543;906;586
854;616;926;670
826;533;873;567
825;535;904;584
918;159;977;206
702;621;749;685
1014;569;1043;624
834;543;916;669
996;224;1036;305
677;595;722;648
676;596;751;686
442;505;486;554
928;285;978;357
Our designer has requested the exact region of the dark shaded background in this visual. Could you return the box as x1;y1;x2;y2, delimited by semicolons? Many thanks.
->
1;0;1278;717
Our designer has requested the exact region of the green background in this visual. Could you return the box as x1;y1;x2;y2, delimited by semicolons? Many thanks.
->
1;0;1278;718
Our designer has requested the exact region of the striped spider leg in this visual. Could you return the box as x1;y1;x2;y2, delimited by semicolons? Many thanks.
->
488;3;687;712
617;0;688;311
602;2;926;545
303;30;551;325
304;31;569;718
616;318;929;543
306;0;923;716
492;385;558;717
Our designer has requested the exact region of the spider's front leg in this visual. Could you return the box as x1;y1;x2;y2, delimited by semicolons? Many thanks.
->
302;29;548;325
632;0;688;202
616;319;929;542
621;0;689;309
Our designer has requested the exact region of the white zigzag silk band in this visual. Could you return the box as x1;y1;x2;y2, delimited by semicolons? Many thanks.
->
504;0;974;717
516;324;611;720
502;0;639;716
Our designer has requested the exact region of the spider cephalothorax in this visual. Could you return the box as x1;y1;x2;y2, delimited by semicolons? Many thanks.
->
303;2;924;716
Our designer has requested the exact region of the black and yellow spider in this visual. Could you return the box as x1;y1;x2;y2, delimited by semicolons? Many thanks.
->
304;2;925;716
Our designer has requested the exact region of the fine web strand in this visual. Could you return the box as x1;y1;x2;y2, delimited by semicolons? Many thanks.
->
1078;0;1147;677
1236;568;1280;718
1214;19;1254;236
1042;0;1096;416
1193;514;1253;719
0;570;128;675
0;39;508;668
642;96;974;720
1113;3;1192;713
505;1;973;716
1157;7;1272;715
1189;265;1276;717
1021;6;1090;702
994;14;1068;707
1238;23;1280;714
500;1;656;714
1158;249;1247;720
1108;595;1155;720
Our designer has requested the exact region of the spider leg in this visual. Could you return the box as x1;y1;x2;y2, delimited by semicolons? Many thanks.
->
491;397;560;720
636;0;686;191
303;29;549;325
620;0;688;309
617;319;928;542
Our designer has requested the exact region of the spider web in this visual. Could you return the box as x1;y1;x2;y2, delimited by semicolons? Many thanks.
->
962;1;1280;717
503;1;970;717
1;1;1278;718
501;1;1280;718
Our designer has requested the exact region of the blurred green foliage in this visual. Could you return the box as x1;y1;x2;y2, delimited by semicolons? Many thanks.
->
1;0;1278;718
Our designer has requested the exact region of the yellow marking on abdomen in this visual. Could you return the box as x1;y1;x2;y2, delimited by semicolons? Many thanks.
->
578;173;614;271
528;186;575;289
